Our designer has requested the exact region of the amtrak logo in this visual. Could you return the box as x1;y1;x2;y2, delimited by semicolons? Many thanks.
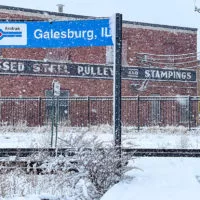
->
0;29;22;40
0;23;27;45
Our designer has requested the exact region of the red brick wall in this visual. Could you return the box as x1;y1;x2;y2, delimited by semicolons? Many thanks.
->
0;76;113;97
123;25;197;67
0;75;196;97
0;9;197;97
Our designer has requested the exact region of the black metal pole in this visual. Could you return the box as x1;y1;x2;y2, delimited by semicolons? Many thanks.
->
51;96;55;147
87;96;90;127
55;96;59;147
113;13;122;152
39;97;42;126
137;95;140;131
188;96;191;131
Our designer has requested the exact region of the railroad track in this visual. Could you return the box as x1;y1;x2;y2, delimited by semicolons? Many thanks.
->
0;148;200;157
124;148;200;157
0;148;199;173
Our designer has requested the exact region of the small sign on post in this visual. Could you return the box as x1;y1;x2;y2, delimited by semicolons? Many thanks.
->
53;80;61;97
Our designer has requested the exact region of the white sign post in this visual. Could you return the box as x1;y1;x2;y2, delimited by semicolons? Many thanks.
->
51;80;61;147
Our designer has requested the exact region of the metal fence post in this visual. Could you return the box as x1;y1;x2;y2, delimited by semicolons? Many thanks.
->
188;96;191;131
87;96;90;127
137;95;140;131
55;96;59;147
38;97;42;126
51;96;55;147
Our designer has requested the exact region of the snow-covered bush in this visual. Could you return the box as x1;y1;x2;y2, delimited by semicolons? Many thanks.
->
40;134;133;198
78;147;130;195
0;131;133;199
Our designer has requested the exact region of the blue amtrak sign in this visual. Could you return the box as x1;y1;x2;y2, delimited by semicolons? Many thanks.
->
0;19;113;48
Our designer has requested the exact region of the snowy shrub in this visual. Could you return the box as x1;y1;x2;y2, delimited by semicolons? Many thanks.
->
0;168;28;197
39;134;133;198
78;147;131;195
38;148;131;199
0;120;29;133
0;129;133;199
0;123;51;133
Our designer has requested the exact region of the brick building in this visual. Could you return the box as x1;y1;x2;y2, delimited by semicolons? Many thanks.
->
0;5;198;127
0;5;197;98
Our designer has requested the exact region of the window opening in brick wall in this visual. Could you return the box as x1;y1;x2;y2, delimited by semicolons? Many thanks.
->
106;40;128;66
179;97;189;123
45;49;71;62
151;94;160;124
106;46;113;64
164;43;175;66
122;40;128;66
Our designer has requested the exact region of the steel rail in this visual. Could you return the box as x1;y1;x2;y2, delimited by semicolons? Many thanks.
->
0;148;200;157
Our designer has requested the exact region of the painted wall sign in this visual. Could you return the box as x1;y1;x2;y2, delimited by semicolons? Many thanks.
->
0;59;196;82
0;19;113;48
122;67;196;82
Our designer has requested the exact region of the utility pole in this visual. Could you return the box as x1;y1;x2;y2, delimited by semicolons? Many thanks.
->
113;13;122;156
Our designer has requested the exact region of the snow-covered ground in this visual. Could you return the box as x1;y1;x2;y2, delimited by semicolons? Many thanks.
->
0;125;200;200
0;125;200;149
101;157;200;200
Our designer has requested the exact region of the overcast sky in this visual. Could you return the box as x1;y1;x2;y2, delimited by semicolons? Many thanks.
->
3;0;200;27
3;0;200;49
